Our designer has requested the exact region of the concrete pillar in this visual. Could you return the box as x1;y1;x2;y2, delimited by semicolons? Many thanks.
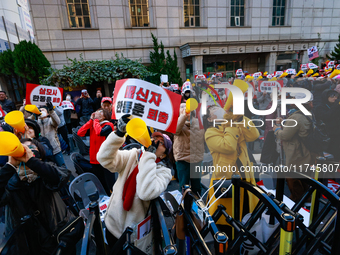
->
192;55;203;75
268;52;277;74
301;50;309;64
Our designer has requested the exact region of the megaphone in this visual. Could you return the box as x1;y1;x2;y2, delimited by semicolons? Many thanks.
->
329;69;340;79
312;73;319;77
5;111;25;133
224;79;249;111
256;76;263;81
296;70;304;76
186;98;198;114
306;69;313;77
0;131;25;157
25;105;41;115
279;72;288;78
269;77;277;81
126;118;151;148
245;75;251;81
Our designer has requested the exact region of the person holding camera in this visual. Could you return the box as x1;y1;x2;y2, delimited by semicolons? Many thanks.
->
76;89;94;121
36;102;66;167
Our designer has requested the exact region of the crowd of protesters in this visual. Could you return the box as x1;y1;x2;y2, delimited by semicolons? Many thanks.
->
0;60;339;254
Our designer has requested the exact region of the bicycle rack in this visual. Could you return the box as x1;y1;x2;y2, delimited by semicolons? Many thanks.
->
217;175;296;255
269;171;340;255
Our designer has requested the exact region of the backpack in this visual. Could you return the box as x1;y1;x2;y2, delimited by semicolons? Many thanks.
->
297;113;330;154
37;136;54;157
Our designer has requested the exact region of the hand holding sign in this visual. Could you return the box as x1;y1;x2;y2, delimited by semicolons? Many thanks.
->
112;79;181;133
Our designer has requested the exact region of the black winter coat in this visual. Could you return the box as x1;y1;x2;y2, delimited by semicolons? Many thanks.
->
0;99;16;113
0;158;72;254
312;80;332;109
314;89;340;158
76;97;94;116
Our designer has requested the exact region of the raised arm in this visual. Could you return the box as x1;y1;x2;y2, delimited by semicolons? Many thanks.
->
205;127;239;154
96;131;133;174
136;152;172;201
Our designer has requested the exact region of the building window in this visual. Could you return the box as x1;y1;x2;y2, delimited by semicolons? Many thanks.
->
230;0;244;27
272;0;285;26
184;0;200;27
129;0;149;27
66;0;91;28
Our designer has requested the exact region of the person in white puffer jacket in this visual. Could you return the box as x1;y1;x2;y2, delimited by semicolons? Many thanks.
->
96;114;172;249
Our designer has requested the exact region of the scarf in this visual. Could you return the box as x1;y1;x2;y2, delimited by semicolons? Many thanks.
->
122;151;161;211
17;163;38;183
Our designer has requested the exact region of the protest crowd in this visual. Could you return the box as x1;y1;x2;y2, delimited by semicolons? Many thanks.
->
0;59;339;255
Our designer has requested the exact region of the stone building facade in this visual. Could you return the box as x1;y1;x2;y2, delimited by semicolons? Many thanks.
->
29;0;340;82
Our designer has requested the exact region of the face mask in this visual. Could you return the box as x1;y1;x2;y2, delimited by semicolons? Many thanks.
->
39;111;47;119
213;108;226;120
66;96;71;101
184;92;190;99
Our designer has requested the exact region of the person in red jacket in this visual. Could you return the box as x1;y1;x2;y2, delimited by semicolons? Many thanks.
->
77;108;115;194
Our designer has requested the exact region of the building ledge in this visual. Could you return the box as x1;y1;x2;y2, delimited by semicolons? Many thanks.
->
124;27;157;29
179;27;209;29
226;26;252;28
180;38;320;49
268;26;292;28
62;28;99;30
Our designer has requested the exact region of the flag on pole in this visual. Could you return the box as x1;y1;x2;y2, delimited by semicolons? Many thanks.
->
307;46;319;60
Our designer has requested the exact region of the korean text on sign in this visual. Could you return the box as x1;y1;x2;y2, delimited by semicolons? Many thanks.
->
112;79;181;133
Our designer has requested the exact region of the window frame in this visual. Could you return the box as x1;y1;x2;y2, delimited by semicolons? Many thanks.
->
183;0;201;28
230;0;245;27
271;0;286;26
65;0;92;28
129;0;150;28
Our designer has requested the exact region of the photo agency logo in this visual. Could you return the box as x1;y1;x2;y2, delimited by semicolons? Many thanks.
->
201;84;313;128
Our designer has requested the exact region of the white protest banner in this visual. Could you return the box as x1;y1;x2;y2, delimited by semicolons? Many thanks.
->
307;63;318;69
195;74;206;81
253;72;262;79
326;61;335;69
236;69;243;76
300;64;308;71
181;81;191;94
274;71;283;77
308;46;319;60
160;74;168;83
61;100;75;110
258;80;284;93
26;83;63;107
285;69;296;75
112;79;182;133
215;72;223;77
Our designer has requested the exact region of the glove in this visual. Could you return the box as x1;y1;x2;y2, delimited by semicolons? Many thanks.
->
145;140;160;154
46;102;54;112
116;114;132;137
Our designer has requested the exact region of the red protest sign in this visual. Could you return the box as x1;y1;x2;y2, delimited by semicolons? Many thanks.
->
26;83;63;107
258;80;284;93
112;79;182;133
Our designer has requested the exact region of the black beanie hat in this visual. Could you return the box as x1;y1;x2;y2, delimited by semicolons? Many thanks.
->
25;119;41;138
